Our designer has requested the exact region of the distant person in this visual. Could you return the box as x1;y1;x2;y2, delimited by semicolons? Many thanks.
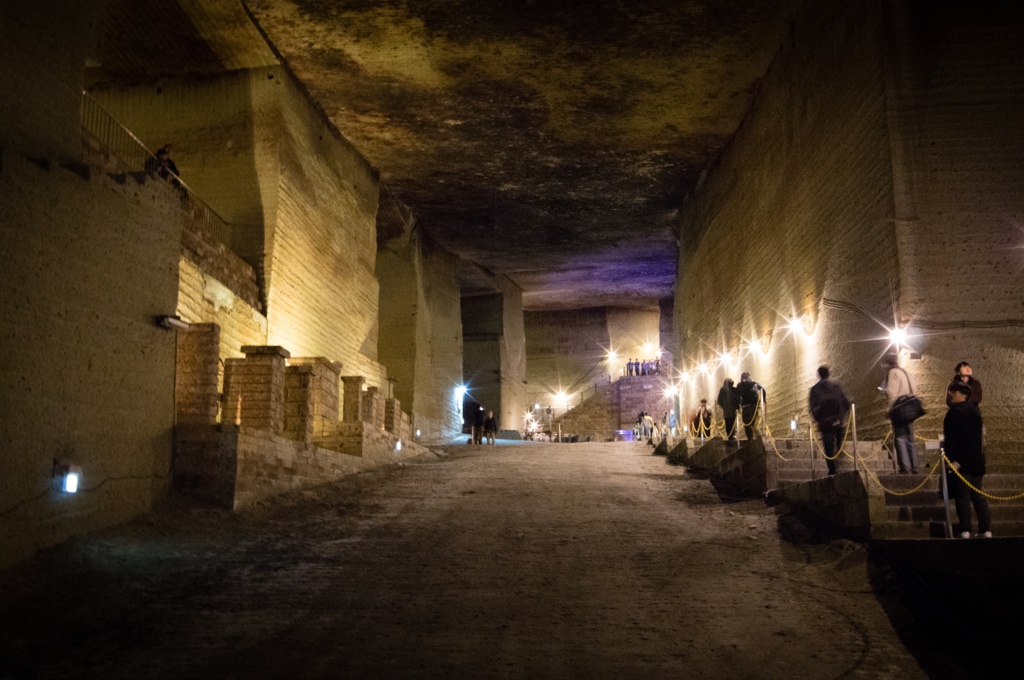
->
692;399;712;436
484;411;497;445
880;354;920;474
735;373;766;441
945;361;983;408
473;405;485;445
808;366;851;476
661;411;668;438
716;378;739;441
944;382;991;538
644;412;656;440
668;409;677;436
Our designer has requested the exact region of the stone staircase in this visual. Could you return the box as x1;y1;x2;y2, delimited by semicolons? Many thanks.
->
769;438;897;486
551;382;621;441
692;438;1024;540
870;473;1024;538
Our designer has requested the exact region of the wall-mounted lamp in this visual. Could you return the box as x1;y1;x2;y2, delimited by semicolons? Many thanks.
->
889;326;907;346
156;315;190;331
53;459;82;493
395;439;402;452
415;429;421;437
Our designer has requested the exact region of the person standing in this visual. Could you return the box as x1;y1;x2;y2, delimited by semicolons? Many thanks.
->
668;409;677;436
945;361;983;408
880;354;920;474
626;358;634;377
692;399;713;437
808;366;851;476
717;378;739;441
944;382;991;538
735;373;766;441
472;405;486;445
483;411;498;445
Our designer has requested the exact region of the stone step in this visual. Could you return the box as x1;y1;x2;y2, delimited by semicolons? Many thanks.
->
872;520;1024;539
886;503;1024;523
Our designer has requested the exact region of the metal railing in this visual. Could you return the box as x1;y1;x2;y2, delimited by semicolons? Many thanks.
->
79;91;233;246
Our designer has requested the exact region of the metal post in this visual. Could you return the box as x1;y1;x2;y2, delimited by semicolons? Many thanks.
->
851;403;859;472
760;390;767;437
558;423;562;443
810;422;816;481
939;450;953;538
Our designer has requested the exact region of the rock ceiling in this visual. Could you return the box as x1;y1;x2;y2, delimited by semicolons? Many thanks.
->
249;1;800;309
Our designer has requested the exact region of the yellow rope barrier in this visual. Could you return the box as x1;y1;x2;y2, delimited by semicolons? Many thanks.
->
763;420;790;461
859;459;939;496
941;453;1024;500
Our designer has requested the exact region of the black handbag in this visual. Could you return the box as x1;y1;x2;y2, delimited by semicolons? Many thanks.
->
889;366;926;427
891;394;925;426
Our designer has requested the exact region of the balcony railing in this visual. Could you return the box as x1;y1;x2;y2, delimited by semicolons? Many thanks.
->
79;91;233;246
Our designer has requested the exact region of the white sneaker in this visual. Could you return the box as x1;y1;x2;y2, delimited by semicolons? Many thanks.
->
981;531;993;538
959;531;971;539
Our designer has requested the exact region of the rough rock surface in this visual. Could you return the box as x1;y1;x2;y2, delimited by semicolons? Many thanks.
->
243;0;803;309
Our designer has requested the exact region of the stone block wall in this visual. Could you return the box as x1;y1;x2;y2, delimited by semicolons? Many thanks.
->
376;227;463;443
674;0;901;445
0;149;180;569
267;74;385;385
526;306;661;416
175;323;221;425
673;0;1024;462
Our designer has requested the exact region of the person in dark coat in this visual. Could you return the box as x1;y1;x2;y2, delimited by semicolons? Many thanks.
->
945;361;983;408
734;372;766;441
716;378;739;441
691;399;712;437
944;382;991;538
808;366;851;476
483;411;498;445
472;405;486;445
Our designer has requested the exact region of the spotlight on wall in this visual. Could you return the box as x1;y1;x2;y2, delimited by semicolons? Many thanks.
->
52;459;82;493
608;350;618;361
889;326;907;346
455;385;467;398
395;439;402;452
156;315;190;331
415;429;421;437
791;419;798;431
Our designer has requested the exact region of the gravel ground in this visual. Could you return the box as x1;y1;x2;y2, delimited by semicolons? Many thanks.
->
1;442;932;679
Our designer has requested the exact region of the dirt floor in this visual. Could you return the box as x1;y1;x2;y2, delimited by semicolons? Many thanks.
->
0;441;972;678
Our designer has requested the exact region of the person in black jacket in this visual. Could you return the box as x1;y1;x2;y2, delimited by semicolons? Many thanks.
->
483;411;498;446
734;372;766;441
944;382;991;538
808;366;850;476
716;378;739;441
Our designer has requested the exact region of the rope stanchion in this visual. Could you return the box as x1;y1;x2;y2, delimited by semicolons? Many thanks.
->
941;454;1024;500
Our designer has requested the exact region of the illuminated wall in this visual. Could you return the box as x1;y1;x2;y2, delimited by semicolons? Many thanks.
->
673;0;1024;463
525;307;660;417
377;228;464;444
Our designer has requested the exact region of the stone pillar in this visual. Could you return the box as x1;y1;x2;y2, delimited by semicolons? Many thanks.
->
362;386;385;428
284;364;316;445
385;397;406;438
222;345;290;432
341;376;365;423
175;322;221;425
289;357;342;429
